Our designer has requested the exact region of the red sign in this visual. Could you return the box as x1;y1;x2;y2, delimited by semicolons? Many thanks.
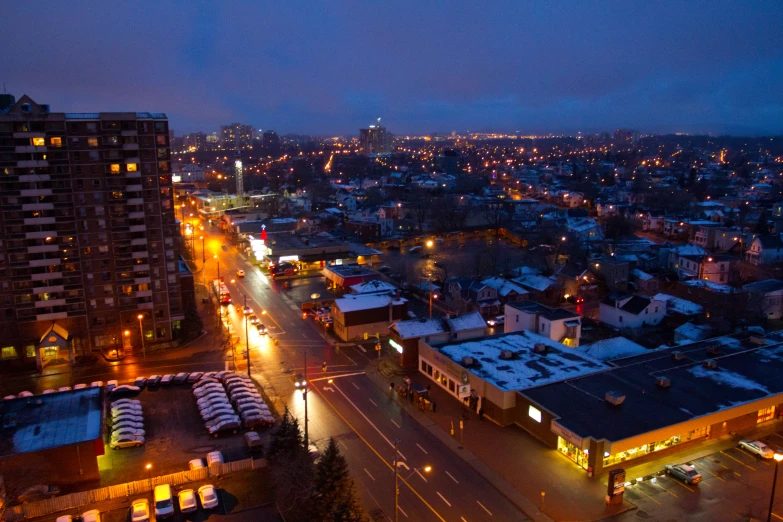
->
260;229;268;240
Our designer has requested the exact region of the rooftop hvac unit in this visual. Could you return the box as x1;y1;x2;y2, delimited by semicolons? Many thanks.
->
656;376;671;389
605;391;626;406
671;351;684;361
703;359;717;369
499;350;514;360
750;335;767;346
706;346;719;355
533;343;547;354
461;356;475;367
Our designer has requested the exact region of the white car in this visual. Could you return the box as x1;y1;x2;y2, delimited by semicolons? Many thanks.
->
81;510;102;522
209;419;240;437
201;406;236;420
130;498;149;522
237;402;268;414
160;374;174;386
58;387;72;392
205;414;240;429
106;380;118;391
194;384;225;399
42;389;56;394
18;391;34;398
230;391;260;403
197;395;229;409
90;381;104;388
112;398;140;407
206;451;223;466
223;374;251;384
739;439;775;459
236;269;245;277
74;384;87;390
111;405;142;417
113;414;144;424
198;484;219;509
226;381;255;393
202;372;217;380
178;489;198;513
109;434;145;449
112;427;146;438
113;420;144;431
234;397;266;409
188;458;205;470
192;378;219;390
3;395;16;400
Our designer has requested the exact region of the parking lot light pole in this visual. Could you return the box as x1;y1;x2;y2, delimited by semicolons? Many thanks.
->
244;294;251;377
146;463;152;488
304;350;309;450
768;453;783;522
137;314;145;358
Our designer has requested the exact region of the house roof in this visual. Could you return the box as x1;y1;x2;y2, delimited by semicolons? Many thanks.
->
349;280;397;295
743;279;783;294
631;269;654;281
446;311;488;332
507;301;580;321
513;275;557;292
757;235;783;249
333;295;407;313
480;277;529;297
653;293;703;315
576;337;650;361
604;295;652;315
391;319;447;339
675;322;713;342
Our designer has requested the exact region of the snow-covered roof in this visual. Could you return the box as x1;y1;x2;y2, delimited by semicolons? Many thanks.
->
510;266;541;277
631;269;653;281
671;244;706;256
446;311;488;332
653;293;703;316
391;319;447;339
513;274;557;292
675;322;712;342
480;277;529;297
576;337;650;361
350;280;397;295
333;295;407;313
683;279;736;294
438;331;609;391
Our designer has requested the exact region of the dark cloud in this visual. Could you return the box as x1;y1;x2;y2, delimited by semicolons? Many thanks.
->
2;1;782;135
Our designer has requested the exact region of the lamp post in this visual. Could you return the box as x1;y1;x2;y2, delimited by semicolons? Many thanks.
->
767;453;783;522
303;349;309;450
137;314;145;358
392;439;431;522
145;463;152;488
244;294;251;377
200;236;206;291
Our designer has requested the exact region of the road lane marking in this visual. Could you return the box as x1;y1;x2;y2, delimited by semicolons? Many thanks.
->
669;479;693;493
461;518;468;522
445;471;459;484
477;500;493;516
772;512;783;521
356;345;367;353
415;468;428;483
708;457;741;476
721;450;756;470
437;492;451;507
397;505;408;518
331;382;407;460
416;443;428;454
352;382;360;390
369;398;378;407
364;468;375;481
391;419;401;428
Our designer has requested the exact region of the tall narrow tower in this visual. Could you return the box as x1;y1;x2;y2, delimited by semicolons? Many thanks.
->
234;136;243;200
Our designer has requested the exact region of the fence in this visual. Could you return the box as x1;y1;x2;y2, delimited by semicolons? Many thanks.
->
3;457;266;521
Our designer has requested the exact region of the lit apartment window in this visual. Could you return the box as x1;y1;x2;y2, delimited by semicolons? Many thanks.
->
110;164;121;174
88;138;99;147
50;137;62;147
1;346;17;359
31;137;45;146
127;163;138;172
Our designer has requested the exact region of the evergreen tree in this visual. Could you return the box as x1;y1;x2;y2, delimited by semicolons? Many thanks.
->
268;407;315;521
267;407;303;462
313;438;367;522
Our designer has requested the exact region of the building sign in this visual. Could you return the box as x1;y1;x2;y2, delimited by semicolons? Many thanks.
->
458;384;470;398
389;339;403;354
607;469;626;503
433;352;463;379
528;405;542;423
551;420;584;448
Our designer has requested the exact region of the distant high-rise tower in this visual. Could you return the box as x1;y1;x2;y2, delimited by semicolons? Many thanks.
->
359;118;392;155
234;138;243;198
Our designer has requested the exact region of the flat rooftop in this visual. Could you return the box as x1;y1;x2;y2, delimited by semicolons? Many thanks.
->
0;387;103;458
436;331;609;392
523;331;783;443
325;264;379;277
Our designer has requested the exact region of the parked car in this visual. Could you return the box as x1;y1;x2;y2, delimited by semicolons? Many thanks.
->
113;420;145;431
206;451;223;466
160;374;174;386
81;510;102;522
244;414;275;429
193;377;219;390
215;371;229;382
487;315;505;327
112;427;146;438
3;395;16;400
112;398;140;407
234;397;266;409
112;385;141;396
198;484;219;509
18;391;34;398
74;383;87;390
187;372;204;383
58;386;72;392
237;402;268;414
378;265;391;273
665;463;702;484
133;377;147;389
242;306;253;315
270;262;297;278
223;374;252;385
201;371;217;380
197;396;229;410
227;381;255;393
194;384;225;399
153;484;174;519
110;434;145;449
90;381;104;388
202;407;236;421
236;269;245;277
173;372;189;384
188;458;205;470
42;389;56;394
178;489;198;514
111;405;142;416
230;391;261;403
130;498;150;522
245;431;263;453
196;390;228;404
209;419;240;437
106;380;118;392
112;414;144;424
147;375;162;388
205;414;240;429
739;439;775;459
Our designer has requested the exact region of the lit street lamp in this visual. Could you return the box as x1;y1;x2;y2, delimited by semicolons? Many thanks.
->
392;439;431;522
768;453;783;522
137;314;145;358
145;463;152;488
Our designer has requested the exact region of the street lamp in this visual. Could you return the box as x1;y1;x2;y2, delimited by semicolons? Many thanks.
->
137;314;145;359
243;294;251;377
393;439;431;522
768;453;783;522
145;463;152;488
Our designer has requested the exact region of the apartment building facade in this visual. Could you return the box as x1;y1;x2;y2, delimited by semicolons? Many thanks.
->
0;95;193;371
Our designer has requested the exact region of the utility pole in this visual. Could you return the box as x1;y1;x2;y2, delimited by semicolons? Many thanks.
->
304;349;309;450
393;439;400;522
244;294;251;377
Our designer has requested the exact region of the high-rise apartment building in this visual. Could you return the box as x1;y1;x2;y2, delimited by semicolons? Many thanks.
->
183;132;206;151
261;130;280;157
0;95;195;371
220;123;256;148
359;119;392;155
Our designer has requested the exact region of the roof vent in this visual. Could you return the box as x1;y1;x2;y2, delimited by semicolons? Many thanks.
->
703;359;717;369
750;335;767;346
671;351;684;361
533;343;547;354
461;356;475;367
605;391;626;406
499;350;514;360
656;376;671;389
706;345;719;355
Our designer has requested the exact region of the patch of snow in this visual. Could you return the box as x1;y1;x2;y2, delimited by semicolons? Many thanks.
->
654;293;703;315
687;365;770;394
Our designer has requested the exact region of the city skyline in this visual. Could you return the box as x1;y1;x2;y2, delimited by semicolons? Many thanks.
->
2;2;782;136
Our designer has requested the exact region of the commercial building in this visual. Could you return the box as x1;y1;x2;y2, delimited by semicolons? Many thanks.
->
359;120;392;155
0;95;194;371
0;387;105;490
331;295;408;342
323;264;381;289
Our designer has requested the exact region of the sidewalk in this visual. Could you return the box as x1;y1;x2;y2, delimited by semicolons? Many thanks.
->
364;361;637;522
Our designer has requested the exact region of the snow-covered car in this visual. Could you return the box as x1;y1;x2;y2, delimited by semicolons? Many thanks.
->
110;434;145;449
133;377;147;389
197;396;229;410
91;381;104;388
160;374;174;386
205;414;240;429
234;397;266;409
194;384;225;399
223;374;251;384
201;405;235;420
178;489;198;513
113;420;145;431
111;405;142;417
206;451;223;466
112;427;146;438
230;391;260;403
130;498;150;522
112;413;144;424
112;398;140;407
215;371;230;382
74;383;87;390
186;372;204;383
665;463;702;484
196;391;228;405
192;378;219;390
243;414;275;429
237;401;268;414
201;372;217;380
208;419;240;437
147;375;161;388
226;381;255;392
173;372;189;384
3;395;16;400
739;440;775;459
198;484;219;509
106;380;118;392
81;510;102;522
188;458;205;470
18;391;33;398
58;386;72;392
111;385;141;396
42;389;56;394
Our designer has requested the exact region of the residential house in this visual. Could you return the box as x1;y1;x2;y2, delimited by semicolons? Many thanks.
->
589;257;630;291
504;301;582;347
674;323;713;343
444;278;501;316
445;311;488;341
512;274;561;305
331;295;408;341
746;235;783;265
599;294;667;329
653;293;704;323
742;279;783;320
555;264;590;299
480;277;530;305
677;254;732;283
566;217;603;242
631;269;659;294
643;214;665;233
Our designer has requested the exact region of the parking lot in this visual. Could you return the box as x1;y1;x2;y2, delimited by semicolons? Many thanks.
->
98;374;274;487
617;433;783;522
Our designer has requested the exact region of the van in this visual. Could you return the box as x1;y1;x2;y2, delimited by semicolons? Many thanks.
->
153;484;174;518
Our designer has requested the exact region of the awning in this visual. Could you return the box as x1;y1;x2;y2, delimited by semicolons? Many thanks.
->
38;323;71;348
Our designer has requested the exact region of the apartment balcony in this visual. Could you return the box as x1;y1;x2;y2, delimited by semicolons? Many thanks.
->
17;160;49;168
25;231;57;239
138;302;154;310
122;143;139;151
125;157;140;164
129;224;146;232
36;311;68;321
121;130;138;137
131;251;148;259
24;217;57;225
15;145;47;153
128;198;144;205
29;258;62;268
126;184;143;192
27;245;60;254
33;285;65;294
35;299;66;308
18;174;51;182
134;277;151;285
20;188;53;197
125;171;141;178
22;202;54;211
133;264;150;272
131;238;147;246
137;290;152;298
32;271;62;281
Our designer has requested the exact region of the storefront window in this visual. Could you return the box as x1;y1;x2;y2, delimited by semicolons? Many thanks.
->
557;437;589;469
602;434;686;467
758;406;776;423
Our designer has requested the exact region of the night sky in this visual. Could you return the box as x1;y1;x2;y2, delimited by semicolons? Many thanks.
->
2;2;782;136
